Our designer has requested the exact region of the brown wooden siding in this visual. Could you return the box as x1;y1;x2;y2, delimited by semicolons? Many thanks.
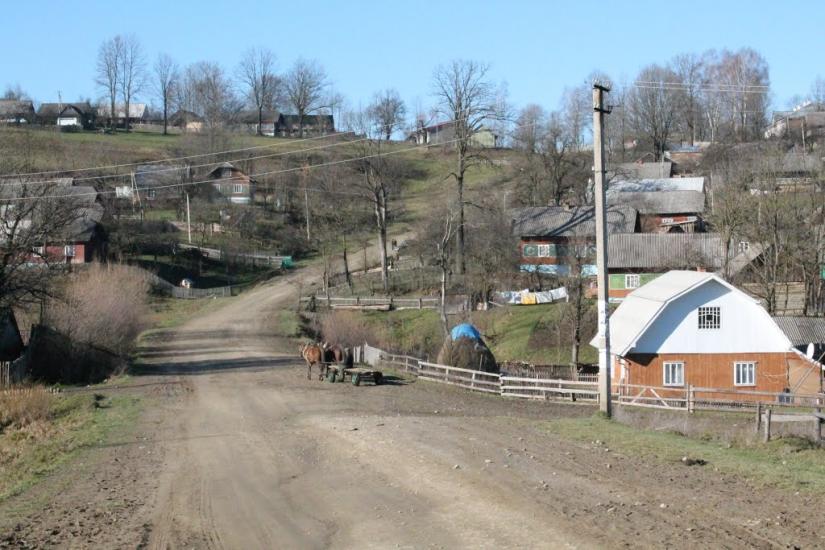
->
616;352;795;394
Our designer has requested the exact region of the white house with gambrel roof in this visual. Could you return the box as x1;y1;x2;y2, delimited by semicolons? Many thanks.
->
591;271;823;396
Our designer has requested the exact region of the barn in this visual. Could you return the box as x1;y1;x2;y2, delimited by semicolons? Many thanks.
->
593;270;823;399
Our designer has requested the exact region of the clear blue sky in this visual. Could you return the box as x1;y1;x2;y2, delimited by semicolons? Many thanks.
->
2;0;823;114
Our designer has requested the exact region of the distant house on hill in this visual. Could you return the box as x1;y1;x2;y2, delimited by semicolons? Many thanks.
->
238;110;280;136
765;101;825;140
119;164;189;205
593;270;824;399
607;189;706;233
511;204;638;276
207;162;255;204
277;114;334;137
409;121;499;148
37;102;96;128
169;110;203;132
610;161;672;180
97;103;149;128
0;100;35;125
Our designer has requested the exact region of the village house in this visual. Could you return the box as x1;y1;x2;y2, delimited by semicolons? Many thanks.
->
409;121;499;148
594;270;824;399
207;162;255;205
606;233;727;301
764;101;825;140
97;103;149;129
512;204;638;276
0;100;35;124
773;316;825;367
37;102;96;128
610;161;673;180
115;164;188;206
277;114;334;137
606;177;706;233
169;110;204;133
238;109;280;136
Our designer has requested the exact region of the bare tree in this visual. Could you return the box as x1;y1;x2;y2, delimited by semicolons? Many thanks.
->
284;58;328;137
0;184;87;309
96;35;122;130
368;89;407;140
238;47;279;136
628;64;680;160
118;34;146;133
672;53;705;145
432;59;500;275
153;53;179;135
2;84;29;101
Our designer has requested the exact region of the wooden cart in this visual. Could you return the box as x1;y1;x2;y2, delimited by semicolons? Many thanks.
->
325;364;383;386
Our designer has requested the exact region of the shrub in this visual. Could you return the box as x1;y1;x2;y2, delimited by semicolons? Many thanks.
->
320;310;381;348
46;263;150;356
0;387;52;430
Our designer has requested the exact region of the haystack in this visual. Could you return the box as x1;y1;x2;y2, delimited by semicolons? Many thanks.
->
436;323;498;374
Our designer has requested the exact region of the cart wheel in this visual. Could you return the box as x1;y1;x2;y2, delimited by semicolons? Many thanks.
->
374;372;383;385
352;373;361;386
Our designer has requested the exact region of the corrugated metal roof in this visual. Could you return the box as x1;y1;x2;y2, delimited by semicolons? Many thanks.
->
772;316;825;346
609;177;705;193
607;190;705;214
511;205;637;237
608;233;725;269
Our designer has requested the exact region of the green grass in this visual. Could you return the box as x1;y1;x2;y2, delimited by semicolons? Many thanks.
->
272;309;302;338
134;254;273;287
544;415;825;492
144;294;229;331
0;391;141;502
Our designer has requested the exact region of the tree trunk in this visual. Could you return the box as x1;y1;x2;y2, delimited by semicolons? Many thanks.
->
125;99;130;133
258;106;263;136
456;157;466;276
440;265;449;336
162;97;168;136
342;236;352;291
570;274;584;366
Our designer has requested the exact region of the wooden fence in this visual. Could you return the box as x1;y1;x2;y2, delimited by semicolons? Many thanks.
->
302;296;440;310
361;344;825;420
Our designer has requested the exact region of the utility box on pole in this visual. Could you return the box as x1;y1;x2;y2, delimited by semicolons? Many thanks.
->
592;83;612;417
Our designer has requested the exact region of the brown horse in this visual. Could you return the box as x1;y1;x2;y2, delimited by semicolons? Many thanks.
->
323;343;354;369
299;342;325;380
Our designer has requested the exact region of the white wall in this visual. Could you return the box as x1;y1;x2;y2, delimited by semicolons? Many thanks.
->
631;279;791;354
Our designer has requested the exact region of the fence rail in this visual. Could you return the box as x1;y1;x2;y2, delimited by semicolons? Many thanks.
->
360;344;824;419
302;296;440;310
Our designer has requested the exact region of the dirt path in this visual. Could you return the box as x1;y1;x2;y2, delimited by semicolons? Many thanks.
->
3;251;825;548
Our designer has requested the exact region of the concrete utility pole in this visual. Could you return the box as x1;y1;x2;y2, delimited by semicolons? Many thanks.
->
593;83;612;417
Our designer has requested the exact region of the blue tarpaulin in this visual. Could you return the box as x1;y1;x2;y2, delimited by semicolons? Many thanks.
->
450;323;482;342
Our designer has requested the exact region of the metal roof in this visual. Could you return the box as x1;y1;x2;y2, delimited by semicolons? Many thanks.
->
611;162;672;180
607;190;705;214
511;205;637;238
772;316;825;346
590;270;756;355
608;177;705;193
608;233;725;269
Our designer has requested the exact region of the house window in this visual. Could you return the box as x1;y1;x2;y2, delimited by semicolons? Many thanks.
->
233;183;244;194
663;361;685;386
734;361;756;386
32;245;44;256
64;245;76;257
625;274;641;289
738;241;750;253
698;306;720;329
537;244;552;257
147;189;156;199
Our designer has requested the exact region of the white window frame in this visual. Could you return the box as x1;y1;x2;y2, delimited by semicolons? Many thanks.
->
663;361;685;387
536;244;551;258
698;306;720;330
733;361;756;386
32;245;45;256
737;241;750;253
146;189;157;199
64;244;76;257
625;274;641;289
233;183;244;194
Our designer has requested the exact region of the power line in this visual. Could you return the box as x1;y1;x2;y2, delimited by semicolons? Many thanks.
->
5;133;379;187
0;128;354;179
0;119;540;203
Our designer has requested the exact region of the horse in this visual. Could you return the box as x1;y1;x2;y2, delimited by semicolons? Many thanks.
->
323;343;354;369
299;342;325;380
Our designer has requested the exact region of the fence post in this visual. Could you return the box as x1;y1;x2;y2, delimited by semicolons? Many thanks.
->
471;371;476;390
418;298;423;309
763;408;772;443
816;404;823;445
686;384;695;413
755;402;762;434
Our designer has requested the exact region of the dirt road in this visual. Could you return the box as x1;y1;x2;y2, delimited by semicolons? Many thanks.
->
3;263;825;548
